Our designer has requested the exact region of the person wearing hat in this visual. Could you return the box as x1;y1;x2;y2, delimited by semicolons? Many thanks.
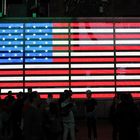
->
84;90;97;140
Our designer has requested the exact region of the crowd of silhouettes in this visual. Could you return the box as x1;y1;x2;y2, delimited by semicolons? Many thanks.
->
0;90;140;140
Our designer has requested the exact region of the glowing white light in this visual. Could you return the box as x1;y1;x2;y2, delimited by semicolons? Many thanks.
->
45;42;48;44
39;29;42;32
20;26;23;28
39;38;42;40
15;30;18;32
27;38;30;40
45;25;48;28
8;58;11;61
27;30;30;32
39;45;42;48
9;50;11;52
27;46;30;48
45;33;48;36
45;50;48;52
2;30;5;32
20;58;23;60
71;64;114;68
33;34;36;36
8;34;11;36
14;54;17;56
21;34;23;36
45;57;48;60
9;26;11;28
33;50;36;52
21;42;23;45
39;53;42;56
8;42;11;45
33;26;36;28
33;57;36;60
33;41;36;44
2;46;5;48
15;38;17;40
27;54;30;56
2;54;5;57
14;46;18;48
2;38;5;40
21;50;23;52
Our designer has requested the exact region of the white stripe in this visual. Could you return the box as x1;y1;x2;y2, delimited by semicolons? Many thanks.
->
52;29;68;33
116;40;140;45
0;65;23;69
71;52;114;56
71;87;115;92
25;76;69;81
32;88;69;93
116;29;140;33
1;88;27;93
117;63;140;68
71;75;114;80
71;64;114;68
0;77;23;81
53;52;69;57
117;75;140;80
53;40;69;45
25;64;69;69
71;29;113;33
71;40;113;45
117;87;140;92
116;52;140;56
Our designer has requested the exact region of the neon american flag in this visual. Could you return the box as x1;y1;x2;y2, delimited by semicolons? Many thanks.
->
0;21;140;98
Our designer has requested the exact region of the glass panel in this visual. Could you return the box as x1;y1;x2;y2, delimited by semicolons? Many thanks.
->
24;23;70;95
0;23;24;96
70;22;115;96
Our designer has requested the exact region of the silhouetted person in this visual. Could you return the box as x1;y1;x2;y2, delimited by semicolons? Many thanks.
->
116;93;140;140
109;94;120;140
85;90;97;140
23;91;44;140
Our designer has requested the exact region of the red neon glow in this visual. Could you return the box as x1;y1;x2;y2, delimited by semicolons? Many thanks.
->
25;70;69;75
71;81;115;86
116;34;140;39
53;34;69;39
0;70;23;75
71;34;113;39
116;23;140;27
0;82;23;88
117;69;140;74
71;23;113;27
71;69;114;75
116;57;140;62
71;58;114;63
53;58;69;63
116;46;140;51
117;81;140;86
53;23;69;27
25;82;69;87
71;46;114;51
53;46;69;51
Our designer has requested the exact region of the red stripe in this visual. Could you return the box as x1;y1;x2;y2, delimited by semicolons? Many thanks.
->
116;46;140;51
40;94;115;99
53;23;69;27
0;82;23;88
71;23;113;27
116;34;140;39
25;70;69;75
71;46;114;51
117;81;140;86
53;58;69;62
0;70;23;76
71;81;115;86
116;23;140;27
71;58;114;63
53;46;69;51
71;69;114;75
25;82;69;87
53;34;69;39
117;69;140;74
71;34;113;39
116;57;140;62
